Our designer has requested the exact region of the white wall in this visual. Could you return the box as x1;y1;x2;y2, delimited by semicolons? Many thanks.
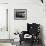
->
0;1;13;46
0;0;8;3
0;4;9;39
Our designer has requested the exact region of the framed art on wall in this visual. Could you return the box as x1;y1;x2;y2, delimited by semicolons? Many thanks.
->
14;9;27;20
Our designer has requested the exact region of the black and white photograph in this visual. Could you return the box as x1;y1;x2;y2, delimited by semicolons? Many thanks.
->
14;9;27;20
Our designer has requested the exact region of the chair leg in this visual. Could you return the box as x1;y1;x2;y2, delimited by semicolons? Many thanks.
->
30;41;34;46
30;39;34;46
20;41;21;45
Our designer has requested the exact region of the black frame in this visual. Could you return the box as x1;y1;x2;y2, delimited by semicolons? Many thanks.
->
14;9;27;20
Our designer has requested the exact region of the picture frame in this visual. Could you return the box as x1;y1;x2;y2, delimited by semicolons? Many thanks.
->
14;9;27;20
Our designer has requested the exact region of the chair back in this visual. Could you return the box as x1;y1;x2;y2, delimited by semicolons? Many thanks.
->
27;23;40;36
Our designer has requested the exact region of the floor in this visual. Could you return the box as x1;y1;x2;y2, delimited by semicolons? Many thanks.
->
19;41;43;46
0;43;13;46
0;41;43;46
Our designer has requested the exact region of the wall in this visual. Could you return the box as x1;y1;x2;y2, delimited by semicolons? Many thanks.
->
0;0;8;3
0;4;9;39
0;1;13;46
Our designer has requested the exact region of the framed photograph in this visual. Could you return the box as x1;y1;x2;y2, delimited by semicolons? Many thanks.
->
14;9;27;20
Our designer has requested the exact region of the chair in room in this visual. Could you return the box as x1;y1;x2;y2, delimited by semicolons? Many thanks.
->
19;23;41;46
